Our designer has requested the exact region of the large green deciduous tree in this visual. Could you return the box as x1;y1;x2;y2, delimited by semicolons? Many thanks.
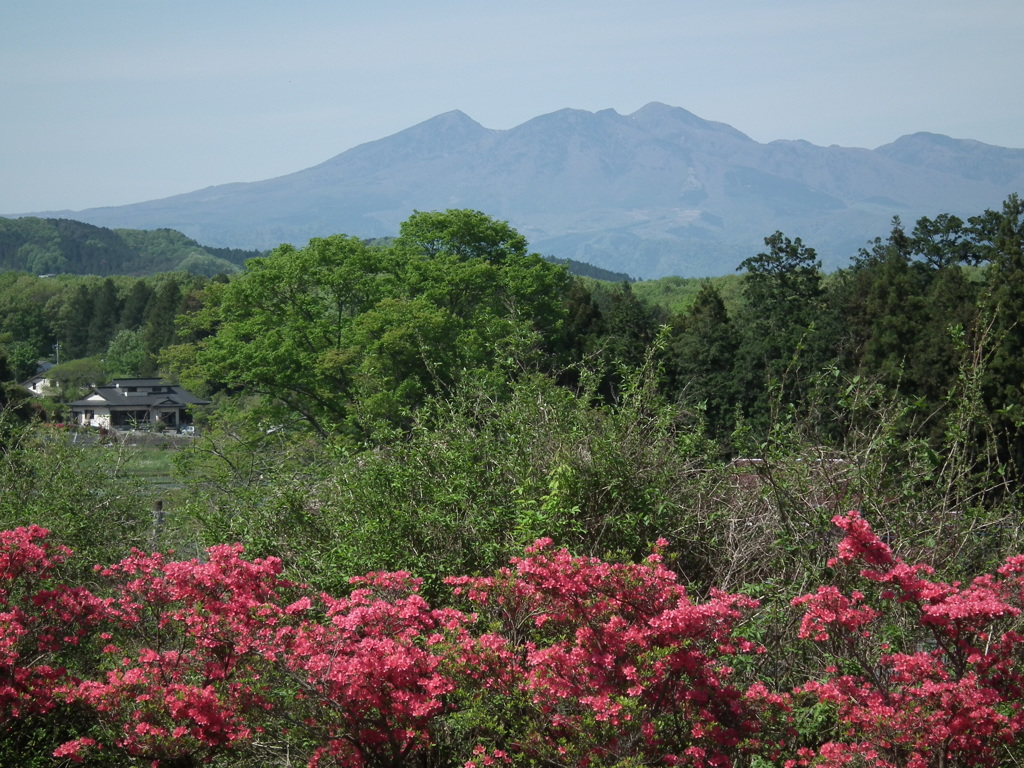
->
167;234;397;435
394;208;529;263
105;328;153;378
167;211;570;436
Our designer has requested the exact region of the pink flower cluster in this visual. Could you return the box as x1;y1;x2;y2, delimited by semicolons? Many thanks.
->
790;511;1024;768
1;526;104;720
447;538;765;766
289;571;468;768
5;516;1024;768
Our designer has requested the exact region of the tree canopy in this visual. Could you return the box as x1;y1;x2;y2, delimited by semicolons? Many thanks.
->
166;211;571;436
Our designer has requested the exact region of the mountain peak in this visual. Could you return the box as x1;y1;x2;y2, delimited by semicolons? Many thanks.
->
520;107;613;125
394;109;490;141
875;131;1024;185
630;101;690;118
421;109;482;128
628;102;752;142
881;131;970;150
315;109;492;171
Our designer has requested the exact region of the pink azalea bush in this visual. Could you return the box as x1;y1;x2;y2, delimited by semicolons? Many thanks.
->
447;538;772;767
0;525;105;722
4;517;1024;768
790;511;1024;768
285;571;469;768
57;543;304;765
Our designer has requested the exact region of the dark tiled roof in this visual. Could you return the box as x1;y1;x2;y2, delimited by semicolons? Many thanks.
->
68;381;209;409
100;378;165;387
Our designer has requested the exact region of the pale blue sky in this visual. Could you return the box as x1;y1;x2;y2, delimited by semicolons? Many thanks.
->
2;0;1022;213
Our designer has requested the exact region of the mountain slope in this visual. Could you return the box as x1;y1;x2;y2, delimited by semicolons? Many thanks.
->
0;218;262;276
11;104;1023;277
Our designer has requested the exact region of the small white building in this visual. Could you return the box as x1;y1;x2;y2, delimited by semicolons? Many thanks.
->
68;378;209;430
20;362;59;396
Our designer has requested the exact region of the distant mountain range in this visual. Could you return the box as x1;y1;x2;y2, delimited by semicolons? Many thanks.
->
9;103;1024;278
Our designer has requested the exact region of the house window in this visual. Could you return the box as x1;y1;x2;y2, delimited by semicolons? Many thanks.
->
85;410;94;420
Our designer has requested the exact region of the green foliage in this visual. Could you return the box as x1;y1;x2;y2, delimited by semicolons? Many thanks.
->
1;339;41;382
105;328;153;378
395;209;529;263
976;194;1024;470
590;282;663;371
0;426;151;574
142;278;183;356
0;355;35;442
58;283;95;359
632;272;745;316
0;271;215;397
87;278;121;356
115;227;251;275
910;211;975;268
117;279;154;331
169;211;572;437
0;217;258;276
167;235;400;435
45;356;107;400
556;277;606;365
732;231;825;432
0;273;58;369
156;198;1024;619
173;363;725;600
664;281;740;439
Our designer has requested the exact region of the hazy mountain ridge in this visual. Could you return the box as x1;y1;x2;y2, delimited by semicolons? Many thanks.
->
10;103;1023;277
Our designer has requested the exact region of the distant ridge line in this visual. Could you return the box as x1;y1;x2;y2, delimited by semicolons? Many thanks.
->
7;104;1023;278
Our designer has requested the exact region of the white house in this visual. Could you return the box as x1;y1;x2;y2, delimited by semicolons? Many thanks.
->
68;378;209;430
20;362;59;396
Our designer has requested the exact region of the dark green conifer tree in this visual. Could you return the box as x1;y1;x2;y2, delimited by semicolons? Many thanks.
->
118;279;154;331
86;277;121;357
598;282;661;370
551;278;606;386
733;232;824;427
665;282;739;439
59;284;93;360
911;265;979;404
975;195;1024;472
142;279;183;356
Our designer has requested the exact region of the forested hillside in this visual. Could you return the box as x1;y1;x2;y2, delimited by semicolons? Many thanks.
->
0;271;220;383
0;217;263;276
544;256;634;283
2;202;1024;767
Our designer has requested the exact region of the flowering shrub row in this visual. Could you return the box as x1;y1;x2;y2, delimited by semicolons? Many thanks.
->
4;515;1024;767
